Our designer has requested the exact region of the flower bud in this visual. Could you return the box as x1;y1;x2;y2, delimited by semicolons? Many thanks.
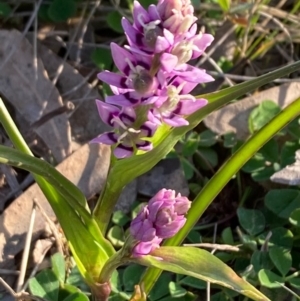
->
148;189;191;238
130;189;191;256
130;207;156;241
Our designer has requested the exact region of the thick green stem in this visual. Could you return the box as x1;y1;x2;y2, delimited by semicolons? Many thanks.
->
139;96;300;295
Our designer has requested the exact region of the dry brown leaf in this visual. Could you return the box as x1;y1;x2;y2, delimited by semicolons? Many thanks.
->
271;150;300;186
36;42;110;143
204;82;300;140
0;29;71;162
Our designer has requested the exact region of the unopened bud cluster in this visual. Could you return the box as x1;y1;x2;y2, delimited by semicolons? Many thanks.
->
92;0;214;158
130;189;191;256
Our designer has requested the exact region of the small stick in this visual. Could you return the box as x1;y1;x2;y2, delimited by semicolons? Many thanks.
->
33;198;63;254
0;269;20;276
22;242;53;292
15;202;36;292
183;243;240;252
0;276;47;301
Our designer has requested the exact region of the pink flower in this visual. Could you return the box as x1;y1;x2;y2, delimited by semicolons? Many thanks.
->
130;189;191;256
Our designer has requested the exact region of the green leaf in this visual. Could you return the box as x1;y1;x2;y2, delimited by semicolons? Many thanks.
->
242;153;266;173
48;0;77;22
251;166;277;182
133;247;270;301
159;292;196;301
289;208;300;227
29;269;60;301
186;229;201;243
258;227;293;250
242;139;279;178
249;100;281;134
223;132;237;148
112;211;130;227
0;146;87;208
180;158;194;180
288;278;300;289
63;292;89;301
179;276;206;290
110;270;122;293
38;4;52;21
259;139;279;163
66;266;89;292
269;246;292;277
123;264;145;292
182;136;199;157
91;48;113;70
217;0;231;12
258;269;284;288
0;2;12;17
0;145;115;283
264;189;300;219
198;130;218;147
106;11;123;33
59;283;80;300
251;251;273;273
139;0;157;7
149;272;171;301
51;253;66;283
237;208;265;236
107;225;125;247
197;148;218;168
222;227;234;245
281;140;300;167
287;117;300;138
0;145;114;252
169;282;186;298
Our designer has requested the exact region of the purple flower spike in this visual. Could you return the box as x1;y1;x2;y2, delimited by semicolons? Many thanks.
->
130;188;191;256
91;100;157;158
92;0;214;159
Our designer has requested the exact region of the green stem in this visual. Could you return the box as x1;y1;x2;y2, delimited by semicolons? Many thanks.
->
0;98;33;155
285;271;300;281
139;97;300;295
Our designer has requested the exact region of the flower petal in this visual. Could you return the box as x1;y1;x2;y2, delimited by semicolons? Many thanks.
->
98;71;131;89
95;99;120;126
106;92;141;106
162;113;189;127
173;64;215;83
176;98;208;115
140;121;157;137
114;143;134;158
192;33;214;59
122;17;144;48
110;42;136;75
136;140;153;152
160;53;178;72
90;132;118;145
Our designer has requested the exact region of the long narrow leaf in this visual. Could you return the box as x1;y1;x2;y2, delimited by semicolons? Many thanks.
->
139;96;300;295
0;98;115;281
134;247;270;301
0;145;115;257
